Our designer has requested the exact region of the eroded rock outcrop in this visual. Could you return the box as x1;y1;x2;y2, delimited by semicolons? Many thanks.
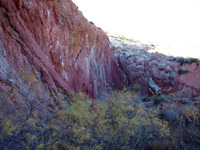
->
0;0;124;101
111;37;200;97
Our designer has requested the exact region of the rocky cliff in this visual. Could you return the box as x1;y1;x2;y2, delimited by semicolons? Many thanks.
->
0;0;199;107
0;0;124;101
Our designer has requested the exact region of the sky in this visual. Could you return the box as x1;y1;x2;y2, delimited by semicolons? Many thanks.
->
72;0;200;57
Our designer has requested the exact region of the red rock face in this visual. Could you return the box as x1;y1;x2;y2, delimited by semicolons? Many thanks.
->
113;47;200;97
147;53;177;95
0;0;124;99
146;54;200;97
110;36;200;98
0;0;199;103
176;62;200;97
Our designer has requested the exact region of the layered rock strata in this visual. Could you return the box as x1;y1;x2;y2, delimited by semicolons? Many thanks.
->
0;0;124;101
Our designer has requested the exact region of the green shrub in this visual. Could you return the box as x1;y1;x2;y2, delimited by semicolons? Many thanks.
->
176;57;199;66
176;57;185;65
133;83;141;92
151;95;165;105
178;69;190;75
185;58;199;65
141;95;150;102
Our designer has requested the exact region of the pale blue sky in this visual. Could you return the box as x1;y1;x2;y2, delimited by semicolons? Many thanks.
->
72;0;200;56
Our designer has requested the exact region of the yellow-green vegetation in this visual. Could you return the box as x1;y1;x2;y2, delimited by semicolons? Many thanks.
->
133;83;141;93
0;70;200;149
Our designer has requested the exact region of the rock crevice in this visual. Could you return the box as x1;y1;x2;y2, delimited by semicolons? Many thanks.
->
0;0;124;98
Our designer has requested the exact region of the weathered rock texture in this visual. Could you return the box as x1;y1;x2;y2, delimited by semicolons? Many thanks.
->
0;0;124;100
110;37;200;97
0;0;199;106
111;37;200;97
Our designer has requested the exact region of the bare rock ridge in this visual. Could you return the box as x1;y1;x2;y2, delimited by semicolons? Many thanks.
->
110;36;200;98
0;0;124;99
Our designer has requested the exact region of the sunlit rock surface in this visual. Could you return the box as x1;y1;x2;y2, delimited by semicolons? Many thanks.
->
111;36;200;97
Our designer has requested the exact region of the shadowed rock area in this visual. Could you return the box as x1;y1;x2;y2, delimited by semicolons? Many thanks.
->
0;0;124;100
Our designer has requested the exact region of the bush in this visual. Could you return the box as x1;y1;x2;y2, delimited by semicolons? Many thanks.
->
0;73;199;150
178;69;190;75
141;95;150;102
0;89;171;150
176;57;199;66
133;83;141;93
157;102;200;150
151;95;165;105
185;58;199;65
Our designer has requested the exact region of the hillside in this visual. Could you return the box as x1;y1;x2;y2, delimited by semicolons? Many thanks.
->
0;0;200;149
